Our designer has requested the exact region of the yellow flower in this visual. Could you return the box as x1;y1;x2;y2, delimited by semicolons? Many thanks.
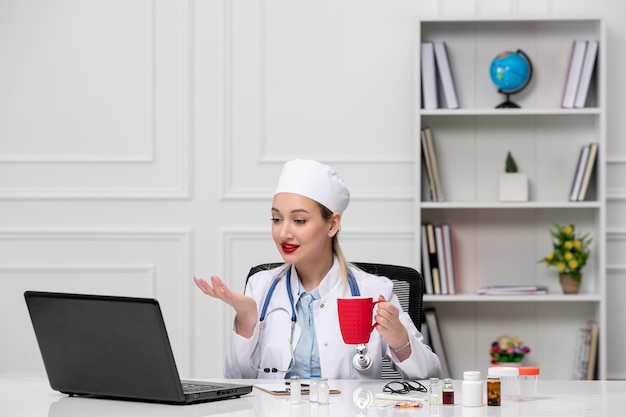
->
557;262;565;270
564;225;573;234
564;241;573;250
569;260;579;269
573;240;581;249
547;253;554;261
564;252;573;261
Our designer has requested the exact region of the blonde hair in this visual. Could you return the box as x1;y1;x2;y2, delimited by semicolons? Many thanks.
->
319;203;350;285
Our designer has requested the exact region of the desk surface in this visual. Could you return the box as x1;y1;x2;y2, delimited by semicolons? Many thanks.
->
1;375;624;417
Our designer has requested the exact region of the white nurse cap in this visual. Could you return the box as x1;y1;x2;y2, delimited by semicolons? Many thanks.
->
274;159;350;214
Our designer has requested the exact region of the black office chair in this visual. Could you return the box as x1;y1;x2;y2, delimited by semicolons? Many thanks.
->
246;262;425;379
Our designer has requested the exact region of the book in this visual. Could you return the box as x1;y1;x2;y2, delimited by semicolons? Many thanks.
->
586;320;599;380
423;127;444;201
424;308;452;378
433;41;459;109
420;225;434;295
421;42;438;109
421;129;437;201
573;326;590;380
562;40;587;108
577;142;598;201
434;225;448;295
574;40;599;108
569;144;590;201
442;224;456;295
477;285;548;296
426;223;441;294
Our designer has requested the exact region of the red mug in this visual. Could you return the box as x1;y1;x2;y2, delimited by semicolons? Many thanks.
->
337;297;381;344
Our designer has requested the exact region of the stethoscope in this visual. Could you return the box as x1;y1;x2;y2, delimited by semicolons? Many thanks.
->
250;267;372;373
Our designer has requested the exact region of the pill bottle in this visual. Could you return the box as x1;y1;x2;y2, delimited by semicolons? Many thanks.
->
318;377;330;405
290;376;301;404
309;374;320;403
488;366;519;403
442;378;455;405
429;377;442;405
518;366;540;401
487;376;501;406
461;371;483;407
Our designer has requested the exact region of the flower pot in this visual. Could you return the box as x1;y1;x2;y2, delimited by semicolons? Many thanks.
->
560;273;581;294
499;173;528;202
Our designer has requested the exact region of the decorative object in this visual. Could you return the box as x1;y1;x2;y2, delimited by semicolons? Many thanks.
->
499;152;528;201
490;334;530;365
539;223;592;294
489;49;533;108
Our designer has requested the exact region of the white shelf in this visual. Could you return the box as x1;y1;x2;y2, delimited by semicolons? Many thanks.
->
424;294;602;303
416;17;606;381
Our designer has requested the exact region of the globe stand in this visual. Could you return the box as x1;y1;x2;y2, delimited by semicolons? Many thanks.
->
496;91;520;108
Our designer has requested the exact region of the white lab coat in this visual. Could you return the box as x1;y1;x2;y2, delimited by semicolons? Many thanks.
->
225;259;441;379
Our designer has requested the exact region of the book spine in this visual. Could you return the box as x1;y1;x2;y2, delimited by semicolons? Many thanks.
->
426;223;441;295
420;225;434;295
442;224;456;295
577;142;598;201
433;42;459;109
570;144;590;201
424;127;444;201
434;225;448;295
421;129;437;201
574;41;599;108
562;40;588;108
421;42;438;109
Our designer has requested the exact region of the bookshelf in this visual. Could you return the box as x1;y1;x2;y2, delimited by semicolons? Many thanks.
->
415;17;605;380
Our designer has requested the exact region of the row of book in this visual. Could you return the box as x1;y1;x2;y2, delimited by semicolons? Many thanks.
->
420;127;444;202
420;223;456;295
562;40;599;109
573;320;599;380
569;142;599;202
421;41;459;110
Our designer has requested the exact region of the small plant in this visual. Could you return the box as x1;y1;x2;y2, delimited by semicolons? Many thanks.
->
490;334;530;364
505;151;518;173
539;223;592;281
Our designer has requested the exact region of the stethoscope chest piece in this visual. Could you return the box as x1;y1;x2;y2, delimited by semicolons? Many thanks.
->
352;343;373;371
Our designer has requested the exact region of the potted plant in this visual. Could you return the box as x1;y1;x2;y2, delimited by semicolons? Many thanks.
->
539;223;592;294
499;151;528;201
490;334;531;365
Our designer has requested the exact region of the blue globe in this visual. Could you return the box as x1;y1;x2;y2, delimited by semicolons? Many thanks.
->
489;50;533;108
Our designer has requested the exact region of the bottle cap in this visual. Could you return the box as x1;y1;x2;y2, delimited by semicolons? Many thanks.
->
463;371;481;381
518;366;540;376
488;366;520;377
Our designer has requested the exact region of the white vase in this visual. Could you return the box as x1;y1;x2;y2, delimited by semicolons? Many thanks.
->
499;173;529;202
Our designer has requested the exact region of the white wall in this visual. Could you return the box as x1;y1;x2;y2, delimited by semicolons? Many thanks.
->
2;0;626;379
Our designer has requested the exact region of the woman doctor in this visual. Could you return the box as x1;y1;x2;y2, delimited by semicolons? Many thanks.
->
194;159;441;380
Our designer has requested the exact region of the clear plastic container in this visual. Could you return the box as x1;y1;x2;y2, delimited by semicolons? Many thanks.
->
488;366;519;403
518;366;540;401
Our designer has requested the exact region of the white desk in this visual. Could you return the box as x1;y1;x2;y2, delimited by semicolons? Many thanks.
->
1;376;624;416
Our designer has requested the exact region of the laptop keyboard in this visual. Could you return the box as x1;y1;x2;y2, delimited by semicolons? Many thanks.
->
182;382;222;393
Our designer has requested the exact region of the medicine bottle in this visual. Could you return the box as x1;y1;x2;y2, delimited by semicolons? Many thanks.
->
487;376;501;406
309;374;320;403
290;376;301;404
318;377;330;405
461;371;482;407
429;377;441;405
442;378;454;405
488;366;519;403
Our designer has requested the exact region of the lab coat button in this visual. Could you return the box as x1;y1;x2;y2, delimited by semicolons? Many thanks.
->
320;303;325;308
323;341;328;347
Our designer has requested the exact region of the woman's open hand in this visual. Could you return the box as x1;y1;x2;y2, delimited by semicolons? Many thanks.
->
193;276;258;338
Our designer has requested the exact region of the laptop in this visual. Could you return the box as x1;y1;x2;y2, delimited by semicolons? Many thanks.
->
24;291;252;405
